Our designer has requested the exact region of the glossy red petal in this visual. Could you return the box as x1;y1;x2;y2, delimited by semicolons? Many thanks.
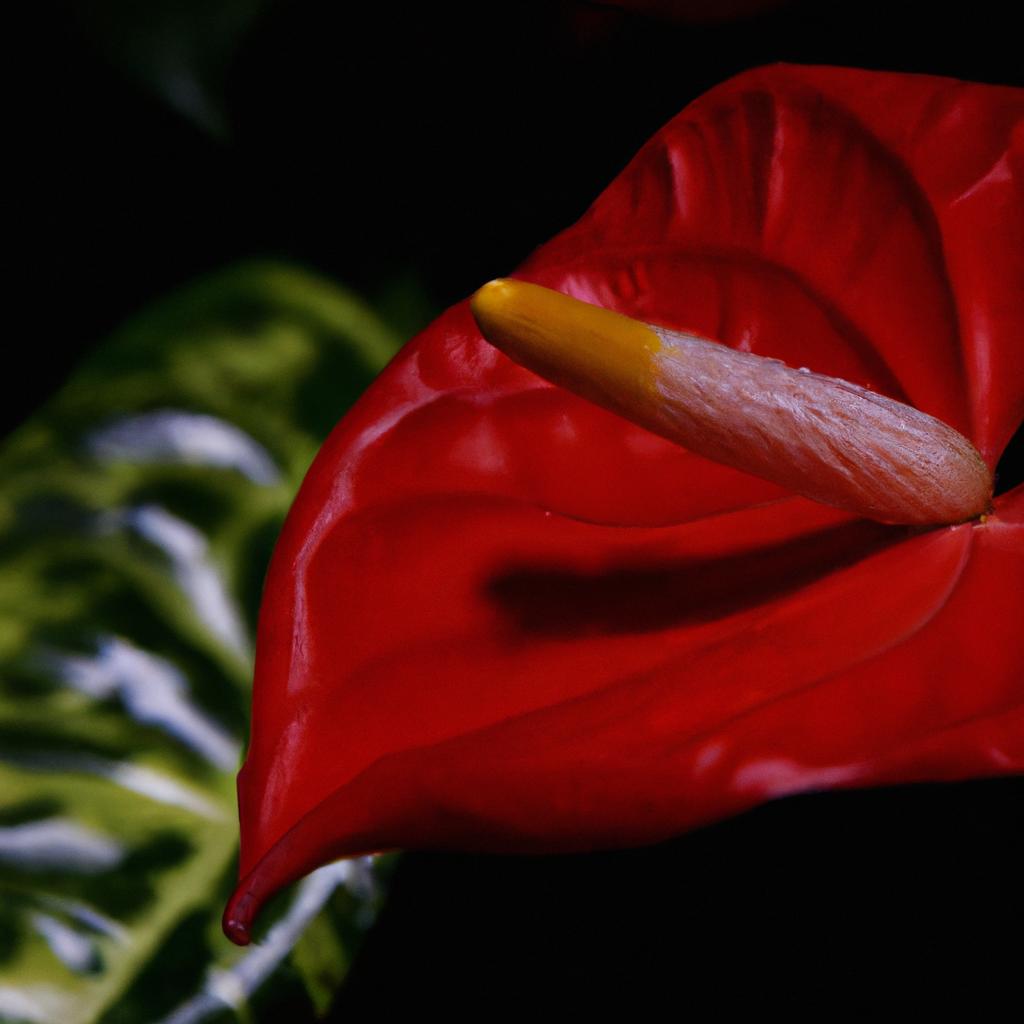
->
226;66;1024;942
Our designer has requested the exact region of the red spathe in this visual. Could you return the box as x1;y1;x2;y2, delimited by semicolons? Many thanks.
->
225;64;1024;943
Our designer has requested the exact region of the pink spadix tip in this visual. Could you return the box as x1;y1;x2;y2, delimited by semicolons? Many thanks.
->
471;280;994;527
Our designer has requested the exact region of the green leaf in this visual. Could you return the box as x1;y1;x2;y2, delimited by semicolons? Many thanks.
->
0;262;403;1024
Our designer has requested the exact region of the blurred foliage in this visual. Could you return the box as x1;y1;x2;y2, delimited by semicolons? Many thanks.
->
0;263;406;1023
71;0;273;138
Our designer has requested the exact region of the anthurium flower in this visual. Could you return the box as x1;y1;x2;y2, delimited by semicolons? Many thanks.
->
225;64;1023;944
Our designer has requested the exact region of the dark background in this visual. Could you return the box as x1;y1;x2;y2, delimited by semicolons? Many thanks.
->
18;0;1023;1015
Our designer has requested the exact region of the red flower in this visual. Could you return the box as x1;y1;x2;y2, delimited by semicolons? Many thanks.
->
225;64;1024;943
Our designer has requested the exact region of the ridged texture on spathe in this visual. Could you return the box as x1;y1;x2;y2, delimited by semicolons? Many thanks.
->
651;328;992;525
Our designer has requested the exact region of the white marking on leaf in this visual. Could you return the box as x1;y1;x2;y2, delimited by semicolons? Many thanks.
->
102;761;226;819
0;985;77;1024
87;410;280;485
42;638;240;770
0;819;124;873
30;912;100;974
118;505;251;660
37;896;127;942
6;751;225;820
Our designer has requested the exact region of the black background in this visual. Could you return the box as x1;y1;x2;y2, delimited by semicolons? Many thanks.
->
17;0;1024;1015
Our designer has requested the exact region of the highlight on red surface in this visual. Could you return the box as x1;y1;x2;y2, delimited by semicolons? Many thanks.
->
224;65;1024;944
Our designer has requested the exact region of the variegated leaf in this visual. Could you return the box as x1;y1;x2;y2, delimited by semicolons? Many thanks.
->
0;263;405;1024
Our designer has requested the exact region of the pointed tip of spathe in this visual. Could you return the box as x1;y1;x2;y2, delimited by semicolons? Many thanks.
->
222;896;253;946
